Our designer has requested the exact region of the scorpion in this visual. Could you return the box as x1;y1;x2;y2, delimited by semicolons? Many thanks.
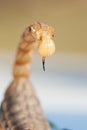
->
0;22;55;130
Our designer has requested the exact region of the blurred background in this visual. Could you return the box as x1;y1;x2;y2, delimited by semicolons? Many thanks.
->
0;0;87;130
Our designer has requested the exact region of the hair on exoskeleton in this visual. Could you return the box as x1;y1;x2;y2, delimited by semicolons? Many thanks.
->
1;22;55;130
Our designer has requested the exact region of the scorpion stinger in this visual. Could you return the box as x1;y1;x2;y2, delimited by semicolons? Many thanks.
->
42;57;46;71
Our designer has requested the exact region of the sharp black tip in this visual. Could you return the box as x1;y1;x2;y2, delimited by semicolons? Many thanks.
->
42;57;45;71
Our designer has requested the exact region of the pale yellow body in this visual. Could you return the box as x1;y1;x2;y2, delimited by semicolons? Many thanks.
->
1;22;55;130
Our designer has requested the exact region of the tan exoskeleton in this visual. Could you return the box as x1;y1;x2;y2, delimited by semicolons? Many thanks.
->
0;22;55;130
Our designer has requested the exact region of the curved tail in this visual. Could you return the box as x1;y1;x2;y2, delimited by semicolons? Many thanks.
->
13;22;55;79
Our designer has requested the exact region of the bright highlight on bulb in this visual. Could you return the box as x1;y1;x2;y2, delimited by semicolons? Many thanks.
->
38;39;55;57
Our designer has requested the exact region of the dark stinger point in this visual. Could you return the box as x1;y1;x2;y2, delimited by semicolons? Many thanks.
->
42;57;45;71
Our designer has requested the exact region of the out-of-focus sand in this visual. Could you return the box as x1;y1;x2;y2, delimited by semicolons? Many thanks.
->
0;0;87;53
